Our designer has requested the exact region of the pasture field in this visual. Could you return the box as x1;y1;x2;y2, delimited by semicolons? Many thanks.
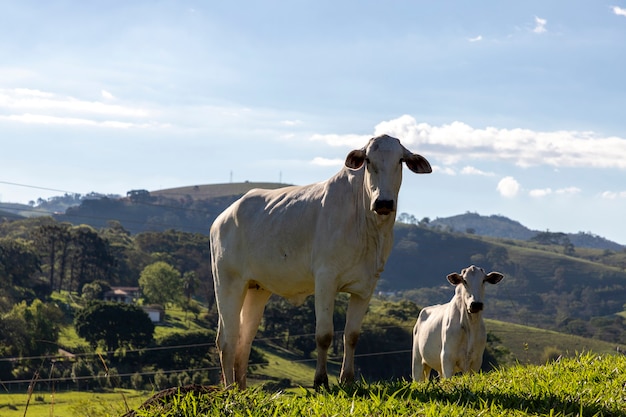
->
0;389;145;417
2;353;623;417
485;319;621;364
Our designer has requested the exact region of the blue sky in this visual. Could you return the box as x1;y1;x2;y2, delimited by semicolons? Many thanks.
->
1;1;626;244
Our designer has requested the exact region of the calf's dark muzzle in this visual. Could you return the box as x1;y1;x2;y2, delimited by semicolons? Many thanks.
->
469;302;484;314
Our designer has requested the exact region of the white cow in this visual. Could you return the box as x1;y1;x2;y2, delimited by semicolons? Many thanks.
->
412;265;503;381
210;134;432;389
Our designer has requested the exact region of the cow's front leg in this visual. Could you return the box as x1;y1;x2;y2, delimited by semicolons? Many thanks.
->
340;293;370;384
313;281;336;390
440;348;456;378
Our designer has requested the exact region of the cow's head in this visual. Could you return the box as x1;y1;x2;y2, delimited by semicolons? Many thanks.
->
344;135;431;215
447;265;504;314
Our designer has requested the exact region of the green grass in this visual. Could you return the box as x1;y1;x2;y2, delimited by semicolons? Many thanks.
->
0;389;146;417
54;296;209;349
247;344;338;388
154;307;210;340
126;353;626;417
486;319;621;365
2;354;623;416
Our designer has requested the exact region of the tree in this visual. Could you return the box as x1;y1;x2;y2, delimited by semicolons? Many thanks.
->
396;212;417;225
100;221;141;286
32;222;71;290
486;246;510;271
81;279;111;301
67;226;116;292
144;330;217;372
138;262;183;307
74;301;154;351
0;238;41;289
182;271;198;301
0;299;63;378
71;358;95;390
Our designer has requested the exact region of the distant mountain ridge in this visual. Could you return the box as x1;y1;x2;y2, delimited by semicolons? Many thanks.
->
1;183;623;250
428;212;623;251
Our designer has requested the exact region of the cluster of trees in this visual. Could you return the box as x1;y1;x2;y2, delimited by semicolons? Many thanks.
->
0;217;213;304
0;216;216;388
530;231;576;256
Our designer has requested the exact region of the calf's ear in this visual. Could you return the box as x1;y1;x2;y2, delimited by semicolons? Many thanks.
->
486;272;504;284
345;149;366;169
447;273;463;286
403;152;432;174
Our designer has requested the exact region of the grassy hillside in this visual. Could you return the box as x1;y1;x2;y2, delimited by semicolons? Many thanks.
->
5;293;624;417
127;354;626;416
150;182;291;200
386;224;626;342
428;212;624;250
3;354;622;416
485;319;620;365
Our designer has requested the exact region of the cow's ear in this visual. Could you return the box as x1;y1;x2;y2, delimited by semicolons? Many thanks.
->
447;273;463;286
486;272;504;284
403;153;432;174
345;149;366;169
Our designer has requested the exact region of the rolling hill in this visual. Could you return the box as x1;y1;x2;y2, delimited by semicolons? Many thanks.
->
429;212;624;251
2;182;625;344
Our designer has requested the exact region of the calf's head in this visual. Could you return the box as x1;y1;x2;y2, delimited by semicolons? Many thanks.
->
344;135;431;215
447;265;504;314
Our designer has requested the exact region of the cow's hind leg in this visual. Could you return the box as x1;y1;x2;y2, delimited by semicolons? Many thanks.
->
340;293;371;385
215;280;247;387
235;286;272;388
412;329;424;381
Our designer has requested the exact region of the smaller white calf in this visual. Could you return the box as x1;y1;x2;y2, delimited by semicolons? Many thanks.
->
412;265;503;381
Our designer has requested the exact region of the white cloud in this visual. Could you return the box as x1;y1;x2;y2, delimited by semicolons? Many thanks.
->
468;35;483;42
613;6;626;17
601;190;626;199
101;90;115;100
310;133;371;148
497;176;520;198
529;186;581;198
281;119;302;126
533;16;547;33
311;157;344;167
460;166;494;176
0;113;170;129
434;166;456;176
367;115;626;170
0;88;148;117
529;188;552;198
555;187;581;195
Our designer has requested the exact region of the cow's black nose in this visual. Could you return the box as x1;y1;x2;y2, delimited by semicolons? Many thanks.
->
469;302;484;313
373;199;395;215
